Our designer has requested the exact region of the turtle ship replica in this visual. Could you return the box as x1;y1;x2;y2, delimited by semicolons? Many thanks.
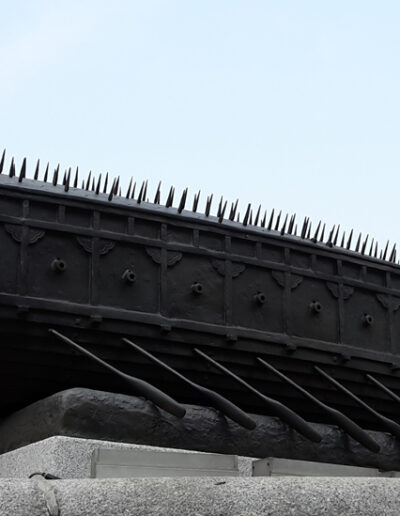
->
1;151;400;471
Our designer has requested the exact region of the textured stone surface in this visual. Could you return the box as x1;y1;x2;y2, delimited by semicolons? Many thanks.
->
1;388;400;470
0;436;253;478
1;477;400;515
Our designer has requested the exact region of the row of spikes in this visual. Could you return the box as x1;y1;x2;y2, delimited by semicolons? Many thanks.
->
0;150;398;265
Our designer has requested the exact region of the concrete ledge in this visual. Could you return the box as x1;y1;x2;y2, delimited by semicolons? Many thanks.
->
0;477;400;515
0;436;253;478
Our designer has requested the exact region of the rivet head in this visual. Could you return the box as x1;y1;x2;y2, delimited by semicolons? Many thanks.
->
310;301;322;314
122;269;136;284
254;292;266;305
191;282;203;295
362;313;374;326
51;258;67;273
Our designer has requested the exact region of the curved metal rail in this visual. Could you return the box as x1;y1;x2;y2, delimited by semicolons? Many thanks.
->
257;358;379;453
122;338;256;430
315;366;400;439
49;329;186;418
194;348;321;443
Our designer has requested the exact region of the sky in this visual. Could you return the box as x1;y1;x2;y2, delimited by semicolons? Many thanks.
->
1;1;400;252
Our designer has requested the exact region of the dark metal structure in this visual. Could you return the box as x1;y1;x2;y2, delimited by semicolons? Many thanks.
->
2;151;400;460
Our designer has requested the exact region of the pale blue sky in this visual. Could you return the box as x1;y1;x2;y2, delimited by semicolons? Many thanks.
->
1;1;400;251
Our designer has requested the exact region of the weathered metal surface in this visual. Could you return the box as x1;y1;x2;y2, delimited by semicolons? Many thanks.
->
1;388;400;471
1;153;400;449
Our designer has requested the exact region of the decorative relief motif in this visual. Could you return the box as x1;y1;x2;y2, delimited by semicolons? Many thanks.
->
211;259;245;278
377;294;390;310
376;294;400;312
271;271;303;290
326;282;354;300
146;247;182;267
77;237;115;255
4;224;45;245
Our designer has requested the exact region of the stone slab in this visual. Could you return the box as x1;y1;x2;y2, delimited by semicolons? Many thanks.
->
0;388;399;471
0;436;254;478
1;477;400;515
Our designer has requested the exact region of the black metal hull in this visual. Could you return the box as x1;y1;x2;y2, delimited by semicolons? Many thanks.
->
1;173;400;436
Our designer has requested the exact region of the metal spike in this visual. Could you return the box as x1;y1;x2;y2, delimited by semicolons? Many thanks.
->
178;188;188;213
326;224;336;246
126;178;133;199
166;186;175;208
280;213;288;235
91;177;95;191
34;159;40;180
114;177;120;196
369;238;374;256
340;231;346;248
267;209;275;230
218;200;227;223
217;196;224;217
73;167;78;188
62;171;67;186
274;210;282;231
301;217;309;239
333;224;340;246
249;210;253;226
95;174;102;195
103;172;108;193
143;180;148;201
312;221;321;242
374;241;378;258
306;221;312;240
288;214;296;235
43;163;49;182
254;205;261;226
118;186;122;196
18;158;26;182
154;182;162;204
81;180;85;189
229;199;238;221
108;178;116;201
390;244;397;262
236;212;240;223
243;204;252;226
192;190;200;212
205;194;213;217
85;171;92;191
261;210;267;228
0;149;5;174
346;229;353;249
319;223;326;242
294;224;298;236
130;181;136;199
9;157;15;178
383;241;389;260
379;249;383;260
136;181;143;201
361;234;369;255
52;164;59;186
355;233;362;253
64;169;71;192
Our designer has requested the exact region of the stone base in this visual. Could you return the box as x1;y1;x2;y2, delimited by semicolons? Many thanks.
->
1;477;400;516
